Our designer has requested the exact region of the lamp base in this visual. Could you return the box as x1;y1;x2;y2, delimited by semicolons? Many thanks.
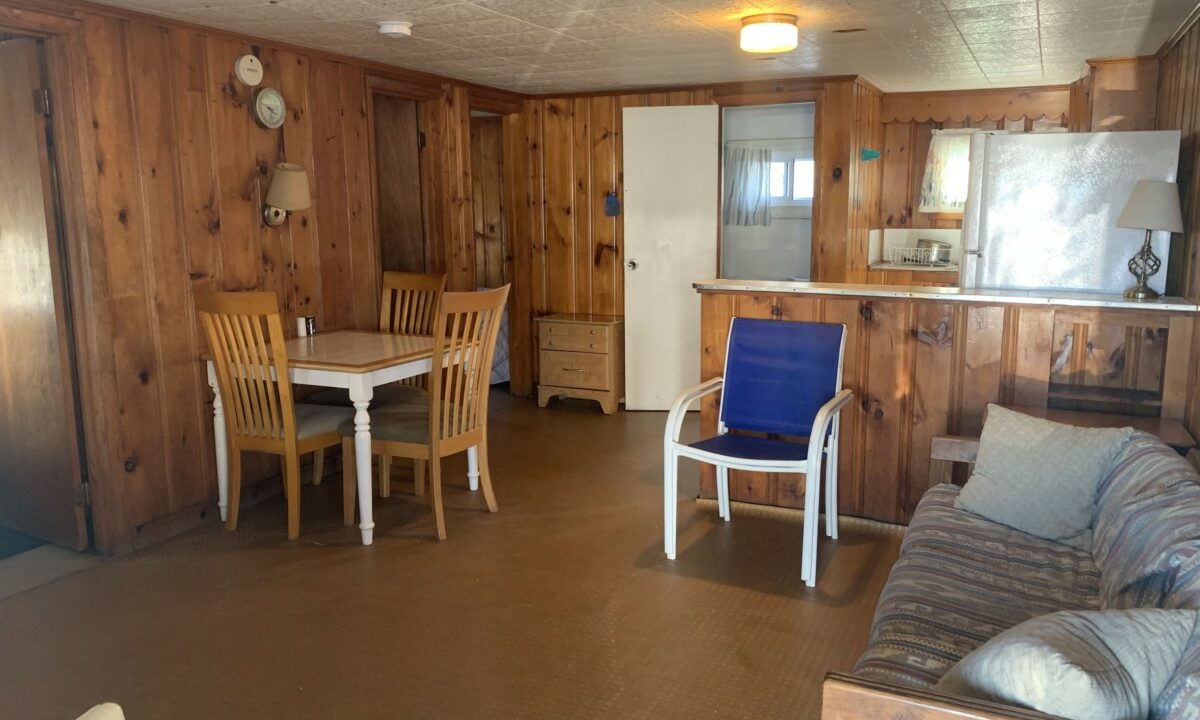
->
1124;229;1162;302
1123;284;1160;300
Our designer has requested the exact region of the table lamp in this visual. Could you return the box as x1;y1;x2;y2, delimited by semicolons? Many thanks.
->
263;162;311;227
1116;179;1183;300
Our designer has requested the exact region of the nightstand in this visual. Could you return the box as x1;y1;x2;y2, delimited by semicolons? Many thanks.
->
535;313;624;414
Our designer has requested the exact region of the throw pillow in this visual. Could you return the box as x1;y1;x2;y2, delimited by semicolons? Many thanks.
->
935;609;1199;720
954;405;1132;549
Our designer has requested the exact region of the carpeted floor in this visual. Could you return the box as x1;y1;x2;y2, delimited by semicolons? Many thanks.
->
0;393;901;720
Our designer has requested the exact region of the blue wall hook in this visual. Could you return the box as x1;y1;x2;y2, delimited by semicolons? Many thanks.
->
604;191;621;217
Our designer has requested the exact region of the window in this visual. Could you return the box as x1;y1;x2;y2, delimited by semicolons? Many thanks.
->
768;152;814;205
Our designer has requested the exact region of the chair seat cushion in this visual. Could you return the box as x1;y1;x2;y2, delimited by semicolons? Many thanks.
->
687;434;809;462
339;407;430;444
294;403;354;440
304;383;429;410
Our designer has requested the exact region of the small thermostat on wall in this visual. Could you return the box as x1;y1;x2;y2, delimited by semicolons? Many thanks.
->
234;54;264;87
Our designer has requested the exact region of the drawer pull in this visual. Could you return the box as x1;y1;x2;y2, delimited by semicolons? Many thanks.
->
562;367;583;372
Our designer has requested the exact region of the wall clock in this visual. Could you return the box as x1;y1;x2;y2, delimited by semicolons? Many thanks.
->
254;87;286;129
234;54;263;87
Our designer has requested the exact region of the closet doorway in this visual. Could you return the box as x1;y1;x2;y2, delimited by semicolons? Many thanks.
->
469;111;507;289
0;36;90;552
372;93;427;273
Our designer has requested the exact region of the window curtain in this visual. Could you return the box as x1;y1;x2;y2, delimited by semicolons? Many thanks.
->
723;146;772;227
918;129;977;214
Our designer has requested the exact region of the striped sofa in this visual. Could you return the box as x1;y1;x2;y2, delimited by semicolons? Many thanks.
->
852;431;1200;700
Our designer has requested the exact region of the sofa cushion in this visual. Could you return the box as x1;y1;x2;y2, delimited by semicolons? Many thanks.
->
954;405;1131;550
935;609;1198;720
853;484;1101;687
1156;620;1200;719
1092;432;1200;609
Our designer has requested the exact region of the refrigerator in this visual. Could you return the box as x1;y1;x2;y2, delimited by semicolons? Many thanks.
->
960;130;1181;295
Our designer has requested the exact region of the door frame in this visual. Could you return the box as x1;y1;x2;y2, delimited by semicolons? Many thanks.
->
712;88;824;282
470;89;530;397
0;4;106;550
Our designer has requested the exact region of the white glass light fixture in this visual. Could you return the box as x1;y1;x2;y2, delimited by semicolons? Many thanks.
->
740;13;799;53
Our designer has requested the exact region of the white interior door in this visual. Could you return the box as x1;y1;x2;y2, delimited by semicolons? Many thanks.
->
623;105;719;410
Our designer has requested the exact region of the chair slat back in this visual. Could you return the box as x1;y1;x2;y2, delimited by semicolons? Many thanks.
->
719;318;846;438
197;291;295;443
380;272;446;389
379;271;446;335
429;285;509;443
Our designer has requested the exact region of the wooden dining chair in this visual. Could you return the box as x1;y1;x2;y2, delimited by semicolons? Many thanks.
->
197;290;354;540
341;285;510;540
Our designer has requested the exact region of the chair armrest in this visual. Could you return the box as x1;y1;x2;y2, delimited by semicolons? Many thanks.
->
664;377;724;444
810;389;853;446
822;673;1060;720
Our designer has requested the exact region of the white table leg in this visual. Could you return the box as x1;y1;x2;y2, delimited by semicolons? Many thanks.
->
207;362;229;523
467;446;480;491
349;378;376;545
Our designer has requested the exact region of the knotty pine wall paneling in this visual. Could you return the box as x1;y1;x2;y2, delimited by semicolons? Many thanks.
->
1156;12;1200;444
12;0;506;551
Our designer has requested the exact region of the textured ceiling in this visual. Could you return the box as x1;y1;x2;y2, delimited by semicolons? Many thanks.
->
94;0;1197;93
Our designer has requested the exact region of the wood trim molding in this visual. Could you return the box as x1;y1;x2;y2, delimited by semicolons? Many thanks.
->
881;85;1072;123
468;85;526;116
365;74;442;101
0;2;80;34
1158;1;1200;58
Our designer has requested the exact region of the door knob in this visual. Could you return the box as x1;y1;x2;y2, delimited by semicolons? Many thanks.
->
627;259;639;270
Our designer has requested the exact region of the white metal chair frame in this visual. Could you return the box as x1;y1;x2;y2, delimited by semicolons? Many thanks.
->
662;323;852;587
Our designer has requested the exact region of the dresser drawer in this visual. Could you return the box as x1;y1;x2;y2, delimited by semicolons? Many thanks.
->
539;350;611;390
539;321;610;351
540;332;608;353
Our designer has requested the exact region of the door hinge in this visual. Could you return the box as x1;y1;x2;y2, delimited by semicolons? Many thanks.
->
75;482;92;507
417;131;427;150
33;87;51;118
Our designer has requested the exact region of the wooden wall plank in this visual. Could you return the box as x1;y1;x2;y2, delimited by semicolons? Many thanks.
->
589;95;618;315
908;302;955;512
543;98;575;313
572;97;592;313
860;300;911;521
277;50;322;327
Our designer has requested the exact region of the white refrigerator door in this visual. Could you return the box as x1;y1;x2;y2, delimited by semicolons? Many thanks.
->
960;130;1181;294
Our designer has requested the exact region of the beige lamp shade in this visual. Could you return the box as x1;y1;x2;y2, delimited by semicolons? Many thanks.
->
1117;179;1183;233
265;163;311;211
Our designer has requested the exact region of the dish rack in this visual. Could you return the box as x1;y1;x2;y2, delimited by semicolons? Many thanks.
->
887;247;943;266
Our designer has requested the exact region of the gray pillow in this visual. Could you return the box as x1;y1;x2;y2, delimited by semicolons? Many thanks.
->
955;405;1132;549
935;609;1199;720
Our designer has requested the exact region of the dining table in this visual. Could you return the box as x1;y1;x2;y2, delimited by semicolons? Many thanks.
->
204;329;480;545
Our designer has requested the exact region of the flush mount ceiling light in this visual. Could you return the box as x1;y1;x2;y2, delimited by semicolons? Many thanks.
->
739;13;799;53
377;20;413;39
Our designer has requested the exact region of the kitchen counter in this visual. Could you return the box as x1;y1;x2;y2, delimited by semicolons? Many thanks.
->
694;279;1199;524
694;279;1199;312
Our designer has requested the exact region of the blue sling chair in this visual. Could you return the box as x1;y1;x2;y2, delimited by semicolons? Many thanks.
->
663;318;852;587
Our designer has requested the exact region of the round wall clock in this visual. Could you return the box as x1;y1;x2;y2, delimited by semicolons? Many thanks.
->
234;54;263;87
254;87;286;129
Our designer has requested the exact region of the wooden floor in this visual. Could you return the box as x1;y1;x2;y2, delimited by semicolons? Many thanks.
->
0;393;901;720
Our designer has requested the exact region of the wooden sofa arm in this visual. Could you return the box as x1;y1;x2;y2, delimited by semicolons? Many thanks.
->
821;673;1060;720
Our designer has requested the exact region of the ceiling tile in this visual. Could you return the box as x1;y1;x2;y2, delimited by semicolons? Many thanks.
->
85;0;1195;93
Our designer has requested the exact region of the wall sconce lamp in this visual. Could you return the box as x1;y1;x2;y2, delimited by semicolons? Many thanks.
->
263;162;311;227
